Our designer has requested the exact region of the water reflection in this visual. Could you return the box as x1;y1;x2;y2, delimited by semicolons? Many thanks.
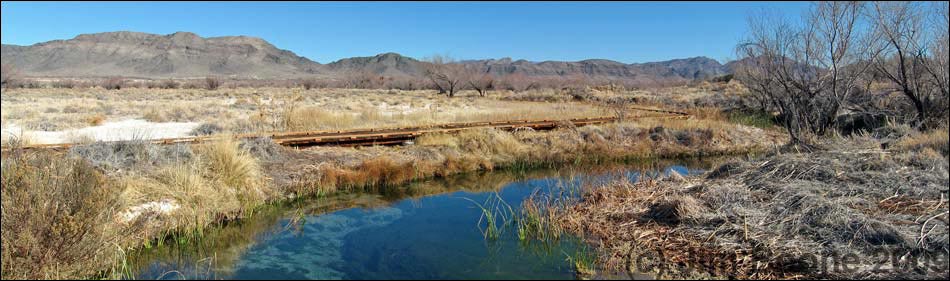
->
131;158;726;280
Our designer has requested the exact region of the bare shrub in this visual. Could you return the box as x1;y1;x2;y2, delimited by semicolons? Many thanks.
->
69;140;193;172
51;79;78;89
298;78;325;90
146;79;180;89
1;152;119;279
102;77;125;90
239;137;284;161
189;123;224;136
497;73;535;92
205;76;222;90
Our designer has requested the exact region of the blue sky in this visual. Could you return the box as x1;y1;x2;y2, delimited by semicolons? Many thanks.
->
1;1;809;64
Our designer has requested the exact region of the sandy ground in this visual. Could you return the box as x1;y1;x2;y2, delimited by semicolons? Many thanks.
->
1;119;199;145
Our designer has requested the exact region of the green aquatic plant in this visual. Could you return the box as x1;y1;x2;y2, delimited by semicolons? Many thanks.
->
462;192;516;240
564;246;598;278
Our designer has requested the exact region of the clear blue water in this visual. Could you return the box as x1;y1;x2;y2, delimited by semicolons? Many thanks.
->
131;160;716;280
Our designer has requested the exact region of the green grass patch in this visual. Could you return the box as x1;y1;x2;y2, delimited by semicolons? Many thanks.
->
728;110;776;129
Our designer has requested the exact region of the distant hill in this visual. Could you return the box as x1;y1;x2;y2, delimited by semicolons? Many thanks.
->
325;52;425;78
2;31;733;81
327;53;731;83
1;31;323;78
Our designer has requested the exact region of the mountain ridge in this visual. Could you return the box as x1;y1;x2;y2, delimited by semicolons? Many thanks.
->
2;31;733;81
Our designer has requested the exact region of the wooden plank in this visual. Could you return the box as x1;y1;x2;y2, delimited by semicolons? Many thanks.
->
3;107;688;151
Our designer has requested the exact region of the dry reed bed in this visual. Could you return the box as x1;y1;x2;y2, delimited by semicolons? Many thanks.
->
268;117;781;198
551;132;949;279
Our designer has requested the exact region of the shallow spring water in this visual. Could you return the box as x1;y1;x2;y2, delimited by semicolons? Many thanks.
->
130;159;724;280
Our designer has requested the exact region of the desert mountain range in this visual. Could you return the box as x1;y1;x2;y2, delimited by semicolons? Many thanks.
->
1;31;735;81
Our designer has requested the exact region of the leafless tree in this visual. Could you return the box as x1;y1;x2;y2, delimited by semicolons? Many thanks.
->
735;2;867;145
867;1;942;127
424;55;465;97
342;69;379;89
921;1;950;120
605;96;634;122
813;1;874;119
466;68;494;97
497;73;534;92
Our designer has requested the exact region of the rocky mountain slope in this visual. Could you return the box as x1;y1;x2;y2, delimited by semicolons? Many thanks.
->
2;31;732;81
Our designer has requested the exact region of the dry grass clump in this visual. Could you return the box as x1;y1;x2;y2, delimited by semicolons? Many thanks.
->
281;106;360;131
555;135;949;279
114;138;272;248
196;139;269;206
1;151;119;279
893;128;949;157
452;128;529;164
0;138;272;279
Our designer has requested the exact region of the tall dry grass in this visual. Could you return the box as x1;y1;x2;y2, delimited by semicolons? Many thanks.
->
894;128;949;156
2;137;274;279
118;138;271;232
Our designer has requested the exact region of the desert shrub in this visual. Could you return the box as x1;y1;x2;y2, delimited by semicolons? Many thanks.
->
189;123;223;136
204;77;222;90
710;74;734;83
144;79;180;89
102;77;124;90
51;79;78;89
62;105;84;114
239;137;284;161
69;141;193;172
161;80;180;89
1;151;119;279
299;78;324;90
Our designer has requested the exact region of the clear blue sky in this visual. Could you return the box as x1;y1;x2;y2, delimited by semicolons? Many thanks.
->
1;1;808;64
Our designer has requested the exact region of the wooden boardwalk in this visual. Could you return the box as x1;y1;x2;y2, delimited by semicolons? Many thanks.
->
3;107;689;151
